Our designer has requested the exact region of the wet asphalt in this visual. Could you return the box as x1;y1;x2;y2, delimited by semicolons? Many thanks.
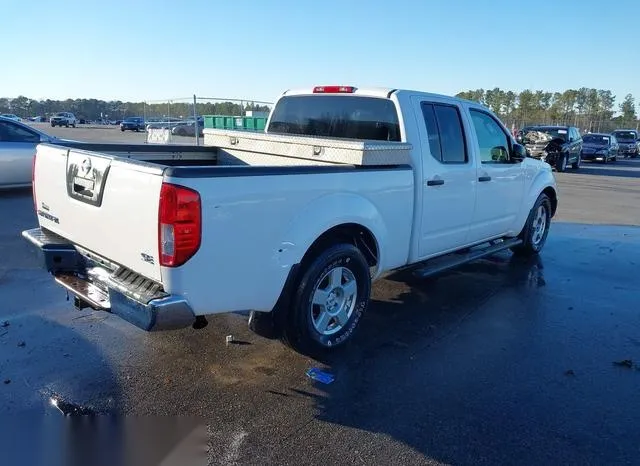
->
1;128;640;465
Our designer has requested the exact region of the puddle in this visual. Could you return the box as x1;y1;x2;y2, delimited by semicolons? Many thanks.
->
49;394;97;416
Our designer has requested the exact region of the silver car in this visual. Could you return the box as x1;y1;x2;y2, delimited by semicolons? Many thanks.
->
0;117;65;189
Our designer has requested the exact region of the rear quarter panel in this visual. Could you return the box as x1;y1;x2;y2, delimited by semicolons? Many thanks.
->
162;167;414;314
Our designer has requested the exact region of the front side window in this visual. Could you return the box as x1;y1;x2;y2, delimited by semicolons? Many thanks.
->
469;110;510;163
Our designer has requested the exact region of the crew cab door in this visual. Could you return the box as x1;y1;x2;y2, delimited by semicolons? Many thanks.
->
568;127;582;163
412;98;477;259
466;108;525;241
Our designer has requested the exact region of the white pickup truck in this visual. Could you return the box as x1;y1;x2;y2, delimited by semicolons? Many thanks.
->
23;85;558;355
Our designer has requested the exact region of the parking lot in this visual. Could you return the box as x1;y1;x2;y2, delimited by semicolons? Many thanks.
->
2;125;640;465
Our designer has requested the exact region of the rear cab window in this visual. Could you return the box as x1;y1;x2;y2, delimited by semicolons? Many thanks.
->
267;95;401;142
419;102;468;164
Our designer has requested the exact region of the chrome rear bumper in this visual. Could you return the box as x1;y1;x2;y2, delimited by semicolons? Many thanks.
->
22;227;195;331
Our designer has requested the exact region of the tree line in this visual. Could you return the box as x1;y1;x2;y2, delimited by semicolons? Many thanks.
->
0;96;271;121
456;88;638;132
1;89;638;131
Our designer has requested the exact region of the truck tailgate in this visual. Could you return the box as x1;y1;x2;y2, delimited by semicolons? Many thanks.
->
33;144;164;283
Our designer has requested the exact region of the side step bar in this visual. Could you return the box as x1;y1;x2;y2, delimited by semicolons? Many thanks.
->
413;238;523;279
54;273;110;310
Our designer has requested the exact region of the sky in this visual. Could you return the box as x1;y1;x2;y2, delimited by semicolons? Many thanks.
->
1;0;638;106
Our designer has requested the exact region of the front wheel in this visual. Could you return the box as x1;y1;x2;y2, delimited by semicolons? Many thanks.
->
282;243;371;356
556;154;567;172
511;193;552;257
572;153;581;169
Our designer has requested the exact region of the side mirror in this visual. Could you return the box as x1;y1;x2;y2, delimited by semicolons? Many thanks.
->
511;143;527;162
569;137;575;143
515;134;523;143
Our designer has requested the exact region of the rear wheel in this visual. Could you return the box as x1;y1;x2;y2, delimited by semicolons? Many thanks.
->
282;243;371;356
511;193;552;257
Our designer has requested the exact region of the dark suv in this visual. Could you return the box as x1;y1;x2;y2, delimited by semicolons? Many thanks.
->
611;129;638;158
516;125;583;172
120;117;145;132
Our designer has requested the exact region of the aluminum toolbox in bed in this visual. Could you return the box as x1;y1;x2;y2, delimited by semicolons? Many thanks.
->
202;128;413;166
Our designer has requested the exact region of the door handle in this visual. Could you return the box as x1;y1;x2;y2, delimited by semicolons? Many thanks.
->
426;179;444;186
478;176;491;182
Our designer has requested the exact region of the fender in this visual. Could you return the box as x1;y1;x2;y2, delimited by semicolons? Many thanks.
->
513;163;558;233
276;192;389;272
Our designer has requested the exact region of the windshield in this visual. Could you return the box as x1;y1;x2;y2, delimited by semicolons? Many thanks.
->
521;127;568;143
267;95;401;141
124;117;140;122
612;131;636;141
583;135;610;145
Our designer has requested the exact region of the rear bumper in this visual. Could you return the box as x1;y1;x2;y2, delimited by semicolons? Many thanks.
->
21;227;195;332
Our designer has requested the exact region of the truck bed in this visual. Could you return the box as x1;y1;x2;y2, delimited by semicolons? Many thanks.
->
48;141;221;167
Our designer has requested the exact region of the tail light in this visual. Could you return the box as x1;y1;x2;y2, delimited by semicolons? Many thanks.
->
158;183;201;267
313;85;356;93
32;153;37;213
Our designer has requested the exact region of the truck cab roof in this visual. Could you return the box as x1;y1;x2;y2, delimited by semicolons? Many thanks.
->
281;86;479;107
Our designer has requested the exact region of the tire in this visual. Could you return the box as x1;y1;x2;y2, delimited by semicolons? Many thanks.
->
612;155;617;162
556;154;567;172
121;128;125;132
571;153;581;169
511;194;552;257
282;243;371;356
72;124;76;128
51;123;55;127
602;153;608;164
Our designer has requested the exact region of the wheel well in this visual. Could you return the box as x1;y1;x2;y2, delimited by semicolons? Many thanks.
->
301;223;379;268
543;187;558;217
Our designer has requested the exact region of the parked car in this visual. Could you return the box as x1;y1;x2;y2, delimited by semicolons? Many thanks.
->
171;119;204;137
23;85;557;355
120;117;145;132
50;112;78;128
0;114;22;122
516;125;583;172
0;116;71;189
580;133;619;163
611;129;638;158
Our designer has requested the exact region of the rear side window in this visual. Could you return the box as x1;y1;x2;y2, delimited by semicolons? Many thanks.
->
267;95;401;141
420;103;468;163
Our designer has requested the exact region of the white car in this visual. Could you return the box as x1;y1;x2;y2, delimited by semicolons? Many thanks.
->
23;85;558;355
0;114;22;122
50;112;78;128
